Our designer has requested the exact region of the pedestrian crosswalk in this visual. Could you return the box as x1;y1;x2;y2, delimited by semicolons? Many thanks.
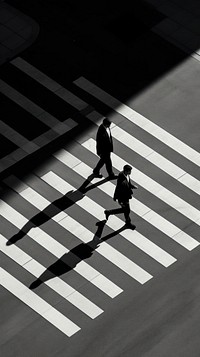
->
42;170;176;268
55;150;198;251
111;125;200;195
0;267;80;337
0;57;200;338
74;76;200;167
83;138;200;225
0;63;78;173
0;197;121;298
0;233;103;320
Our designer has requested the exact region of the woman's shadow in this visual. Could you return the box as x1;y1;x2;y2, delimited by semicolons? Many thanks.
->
6;174;114;246
29;219;126;289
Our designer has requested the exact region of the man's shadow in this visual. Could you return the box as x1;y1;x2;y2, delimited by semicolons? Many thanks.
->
29;219;126;289
6;174;114;246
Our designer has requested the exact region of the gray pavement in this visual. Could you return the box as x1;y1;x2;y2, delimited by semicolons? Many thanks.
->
1;2;200;357
145;0;200;60
0;0;39;66
1;0;200;67
1;0;200;177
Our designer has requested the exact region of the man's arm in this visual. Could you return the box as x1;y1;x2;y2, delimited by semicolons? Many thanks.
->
96;126;103;156
130;177;138;189
113;173;124;201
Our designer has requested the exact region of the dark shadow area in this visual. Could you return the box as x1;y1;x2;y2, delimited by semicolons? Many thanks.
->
29;219;126;289
106;1;165;43
1;0;199;182
6;173;116;246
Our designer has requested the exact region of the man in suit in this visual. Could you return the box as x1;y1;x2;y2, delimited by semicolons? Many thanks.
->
93;118;115;179
104;164;138;229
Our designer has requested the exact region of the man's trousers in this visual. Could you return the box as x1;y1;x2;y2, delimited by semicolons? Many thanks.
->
107;201;131;223
93;152;113;175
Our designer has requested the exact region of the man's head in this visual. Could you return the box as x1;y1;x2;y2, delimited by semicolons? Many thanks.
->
123;164;132;176
103;118;111;128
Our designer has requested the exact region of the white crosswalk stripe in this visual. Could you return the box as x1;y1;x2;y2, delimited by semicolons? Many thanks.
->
81;109;200;196
11;57;88;111
0;61;77;173
54;150;199;251
73;76;200;167
3;176;152;283
111;125;200;195
0;234;103;319
82;138;200;226
9;59;200;195
0;78;77;137
0;197;121;299
0;266;80;337
41;171;176;268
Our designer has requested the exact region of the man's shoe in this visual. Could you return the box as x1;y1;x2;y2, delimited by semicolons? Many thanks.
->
125;222;136;230
93;171;103;178
104;210;110;220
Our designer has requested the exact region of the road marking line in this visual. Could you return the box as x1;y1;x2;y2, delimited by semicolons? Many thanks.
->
0;189;122;298
0;267;80;337
11;57;87;111
3;175;152;284
0;234;103;319
83;108;200;196
111;125;200;195
11;58;200;181
41;170;175;269
12;58;200;196
73;76;200;167
83;138;200;225
24;177;152;283
55;149;199;251
0;78;77;133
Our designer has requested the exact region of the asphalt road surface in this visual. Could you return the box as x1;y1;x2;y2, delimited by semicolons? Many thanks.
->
1;1;200;356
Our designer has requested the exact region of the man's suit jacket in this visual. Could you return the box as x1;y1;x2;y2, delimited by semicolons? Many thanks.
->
114;171;133;202
96;124;113;156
